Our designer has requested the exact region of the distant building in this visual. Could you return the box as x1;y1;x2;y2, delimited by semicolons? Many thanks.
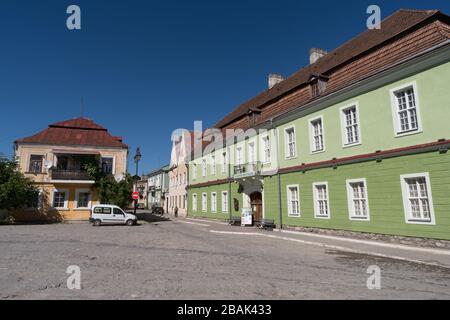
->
168;131;193;217
14;117;128;221
147;165;169;211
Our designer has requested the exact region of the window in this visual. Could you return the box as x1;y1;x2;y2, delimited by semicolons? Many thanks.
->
261;136;271;163
29;155;43;173
222;152;227;173
113;208;124;215
347;179;370;220
192;164;197;180
93;207;112;214
222;191;228;213
211;192;217;213
76;190;91;209
236;147;244;165
285;127;296;158
391;83;421;136
211;155;216;175
287;185;300;217
202;159;207;177
248;142;256;163
310;117;324;153
101;157;114;174
341;105;360;146
313;183;330;218
202;193;207;212
400;173;435;224
192;194;197;212
52;190;68;209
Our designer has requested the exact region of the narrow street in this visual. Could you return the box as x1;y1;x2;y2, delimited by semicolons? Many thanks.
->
1;216;449;300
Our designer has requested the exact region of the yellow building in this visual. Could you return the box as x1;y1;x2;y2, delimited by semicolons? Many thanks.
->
13;118;128;222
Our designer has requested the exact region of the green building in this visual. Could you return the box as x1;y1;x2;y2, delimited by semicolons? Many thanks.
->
187;9;450;240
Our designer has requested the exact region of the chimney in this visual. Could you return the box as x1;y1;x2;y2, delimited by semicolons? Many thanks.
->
309;48;327;64
268;73;285;89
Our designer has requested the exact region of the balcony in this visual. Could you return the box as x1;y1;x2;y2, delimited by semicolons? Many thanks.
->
233;162;262;179
51;169;92;181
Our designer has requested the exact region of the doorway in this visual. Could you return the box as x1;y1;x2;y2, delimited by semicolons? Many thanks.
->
250;192;263;223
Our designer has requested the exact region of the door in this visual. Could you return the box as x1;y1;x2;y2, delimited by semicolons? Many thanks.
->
110;207;126;224
250;192;263;223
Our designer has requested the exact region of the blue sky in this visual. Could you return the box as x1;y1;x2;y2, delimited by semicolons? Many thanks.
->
0;0;448;174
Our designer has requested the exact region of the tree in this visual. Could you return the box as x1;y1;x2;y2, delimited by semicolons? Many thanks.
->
0;157;39;211
83;162;134;209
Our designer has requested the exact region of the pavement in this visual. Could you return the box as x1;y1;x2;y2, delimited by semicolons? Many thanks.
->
0;213;449;300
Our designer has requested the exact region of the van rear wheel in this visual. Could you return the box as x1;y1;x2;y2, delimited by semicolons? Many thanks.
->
126;219;135;226
93;220;101;227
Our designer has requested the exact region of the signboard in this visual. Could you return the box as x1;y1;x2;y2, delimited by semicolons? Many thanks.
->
241;208;253;226
132;192;140;200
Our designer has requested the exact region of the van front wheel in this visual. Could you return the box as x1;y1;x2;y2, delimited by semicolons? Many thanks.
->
93;220;101;227
126;220;135;226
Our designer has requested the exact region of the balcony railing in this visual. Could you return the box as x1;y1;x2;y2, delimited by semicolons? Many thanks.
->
233;162;262;179
51;170;92;181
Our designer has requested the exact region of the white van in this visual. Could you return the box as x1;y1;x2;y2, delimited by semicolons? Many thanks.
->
90;205;138;226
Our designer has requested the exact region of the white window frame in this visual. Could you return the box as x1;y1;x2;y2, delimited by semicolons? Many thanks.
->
284;126;297;159
248;140;256;164
192;163;197;180
286;184;300;217
400;172;435;225
51;189;69;209
202;193;207;212
201;159;207;177
260;134;271;164
211;192;217;213
236;146;244;166
211;154;216;176
222;151;227;174
75;188;92;209
222;191;229;213
346;178;370;221
313;182;330;219
390;81;423;137
309;116;325;154
101;156;116;175
340;103;362;148
192;193;198;212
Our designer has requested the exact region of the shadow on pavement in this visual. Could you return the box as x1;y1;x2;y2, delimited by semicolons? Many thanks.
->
133;211;172;224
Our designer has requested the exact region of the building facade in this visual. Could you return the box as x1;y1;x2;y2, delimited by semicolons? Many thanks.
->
14;117;128;221
168;131;192;217
148;164;169;211
187;10;450;240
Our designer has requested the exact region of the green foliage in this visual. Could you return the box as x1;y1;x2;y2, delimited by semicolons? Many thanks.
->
0;157;40;211
83;162;134;209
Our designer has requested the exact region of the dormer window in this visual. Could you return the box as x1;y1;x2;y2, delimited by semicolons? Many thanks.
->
246;107;262;127
309;74;329;98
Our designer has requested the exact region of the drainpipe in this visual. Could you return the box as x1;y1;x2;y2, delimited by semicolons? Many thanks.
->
228;145;232;222
271;118;283;230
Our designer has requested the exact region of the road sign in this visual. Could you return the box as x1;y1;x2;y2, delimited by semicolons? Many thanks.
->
132;192;140;200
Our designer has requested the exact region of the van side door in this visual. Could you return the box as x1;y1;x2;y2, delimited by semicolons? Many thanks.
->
112;208;126;224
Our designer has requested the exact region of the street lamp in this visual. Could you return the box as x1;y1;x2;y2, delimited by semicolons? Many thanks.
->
134;147;142;214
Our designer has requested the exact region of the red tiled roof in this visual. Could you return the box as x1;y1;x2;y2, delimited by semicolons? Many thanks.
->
214;9;449;128
15;117;128;148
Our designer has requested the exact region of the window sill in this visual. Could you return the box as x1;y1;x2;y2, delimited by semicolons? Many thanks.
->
315;215;331;220
310;150;325;155
349;216;370;221
394;129;422;138
406;219;434;225
342;142;361;149
288;214;301;218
